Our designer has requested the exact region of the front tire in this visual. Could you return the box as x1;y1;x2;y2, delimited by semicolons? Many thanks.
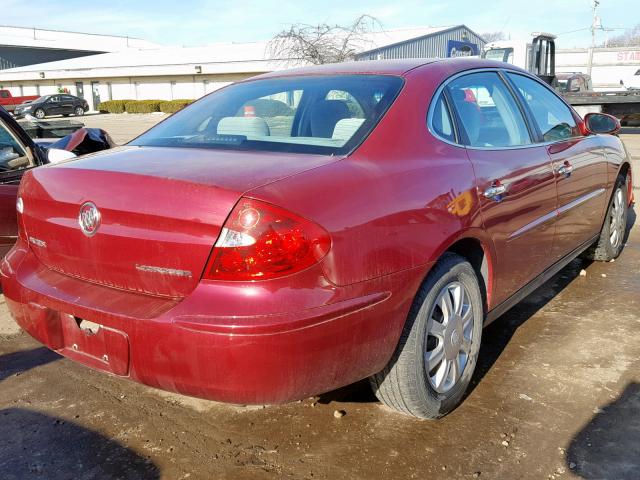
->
74;107;85;116
34;108;45;119
370;253;483;419
583;174;629;262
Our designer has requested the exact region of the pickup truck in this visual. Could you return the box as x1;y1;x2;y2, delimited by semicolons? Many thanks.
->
0;89;39;113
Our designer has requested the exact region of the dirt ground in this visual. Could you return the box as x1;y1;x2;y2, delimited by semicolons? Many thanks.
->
0;115;639;480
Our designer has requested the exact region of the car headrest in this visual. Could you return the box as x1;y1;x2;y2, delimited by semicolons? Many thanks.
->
217;117;270;137
332;118;365;141
309;100;351;138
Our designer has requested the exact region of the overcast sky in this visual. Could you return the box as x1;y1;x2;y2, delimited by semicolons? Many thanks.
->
3;0;638;48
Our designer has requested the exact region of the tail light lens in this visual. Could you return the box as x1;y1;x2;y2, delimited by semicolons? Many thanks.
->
204;199;331;281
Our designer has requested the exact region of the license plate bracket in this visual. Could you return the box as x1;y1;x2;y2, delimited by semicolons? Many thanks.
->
60;313;130;376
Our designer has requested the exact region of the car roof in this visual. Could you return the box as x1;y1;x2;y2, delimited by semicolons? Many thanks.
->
254;59;441;79
252;58;528;80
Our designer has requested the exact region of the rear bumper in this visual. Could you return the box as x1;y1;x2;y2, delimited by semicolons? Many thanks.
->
1;240;425;404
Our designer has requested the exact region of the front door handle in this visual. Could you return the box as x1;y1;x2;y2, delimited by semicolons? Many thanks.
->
484;182;507;202
558;162;573;177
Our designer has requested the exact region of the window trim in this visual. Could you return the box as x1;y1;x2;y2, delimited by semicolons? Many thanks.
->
427;67;585;151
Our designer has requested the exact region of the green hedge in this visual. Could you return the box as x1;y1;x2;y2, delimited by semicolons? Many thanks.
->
160;99;194;113
97;99;132;113
124;100;166;113
98;99;197;114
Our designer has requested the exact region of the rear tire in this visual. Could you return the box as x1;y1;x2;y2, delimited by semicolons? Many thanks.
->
74;107;85;116
583;174;628;262
369;253;483;419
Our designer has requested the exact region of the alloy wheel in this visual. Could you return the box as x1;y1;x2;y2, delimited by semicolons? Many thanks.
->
425;281;475;394
609;187;625;249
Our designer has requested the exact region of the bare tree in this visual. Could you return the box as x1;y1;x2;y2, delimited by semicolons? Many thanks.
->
607;24;640;47
481;32;506;43
268;15;383;65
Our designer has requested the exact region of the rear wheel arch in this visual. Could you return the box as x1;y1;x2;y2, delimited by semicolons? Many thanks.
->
618;162;632;203
445;237;493;315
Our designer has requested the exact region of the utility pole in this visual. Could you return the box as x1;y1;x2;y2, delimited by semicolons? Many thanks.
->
588;0;600;76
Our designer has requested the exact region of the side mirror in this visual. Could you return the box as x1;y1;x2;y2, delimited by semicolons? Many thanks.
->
47;148;76;163
583;113;620;135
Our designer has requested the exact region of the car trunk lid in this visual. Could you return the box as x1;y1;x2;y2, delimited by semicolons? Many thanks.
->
20;146;337;297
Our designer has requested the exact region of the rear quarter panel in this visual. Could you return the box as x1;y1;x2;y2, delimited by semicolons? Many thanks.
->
250;63;492;287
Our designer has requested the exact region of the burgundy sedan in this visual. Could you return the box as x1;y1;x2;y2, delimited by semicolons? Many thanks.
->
2;59;632;419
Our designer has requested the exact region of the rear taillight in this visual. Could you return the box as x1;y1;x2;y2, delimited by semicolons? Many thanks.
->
203;199;330;281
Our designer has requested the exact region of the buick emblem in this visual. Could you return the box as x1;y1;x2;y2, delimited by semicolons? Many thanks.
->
78;202;101;237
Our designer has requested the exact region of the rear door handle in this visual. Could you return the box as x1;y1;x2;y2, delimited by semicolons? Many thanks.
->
558;163;573;177
484;183;507;201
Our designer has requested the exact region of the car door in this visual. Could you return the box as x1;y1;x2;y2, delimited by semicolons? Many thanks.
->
0;115;42;256
445;70;558;306
59;95;73;115
46;95;61;116
506;73;608;260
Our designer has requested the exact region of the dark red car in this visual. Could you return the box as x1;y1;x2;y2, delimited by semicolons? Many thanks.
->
2;59;633;419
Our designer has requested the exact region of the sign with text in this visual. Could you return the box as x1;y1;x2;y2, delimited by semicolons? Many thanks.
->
447;40;479;58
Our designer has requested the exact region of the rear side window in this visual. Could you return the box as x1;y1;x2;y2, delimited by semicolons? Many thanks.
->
431;95;456;143
131;75;403;156
447;72;531;148
507;73;580;142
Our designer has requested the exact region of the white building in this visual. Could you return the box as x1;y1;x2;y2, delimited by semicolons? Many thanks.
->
0;41;288;110
0;25;484;111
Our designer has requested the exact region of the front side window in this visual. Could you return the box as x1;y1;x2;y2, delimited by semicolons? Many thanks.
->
131;75;403;155
507;73;581;142
447;72;531;148
0;121;31;172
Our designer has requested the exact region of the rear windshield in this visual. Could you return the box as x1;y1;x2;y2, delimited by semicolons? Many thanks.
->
130;75;403;155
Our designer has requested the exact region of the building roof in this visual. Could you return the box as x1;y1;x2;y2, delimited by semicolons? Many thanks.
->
0;41;289;81
356;25;455;54
356;25;483;55
0;25;159;52
0;26;473;81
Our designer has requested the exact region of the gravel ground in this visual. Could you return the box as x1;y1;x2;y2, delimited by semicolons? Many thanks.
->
0;116;639;479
